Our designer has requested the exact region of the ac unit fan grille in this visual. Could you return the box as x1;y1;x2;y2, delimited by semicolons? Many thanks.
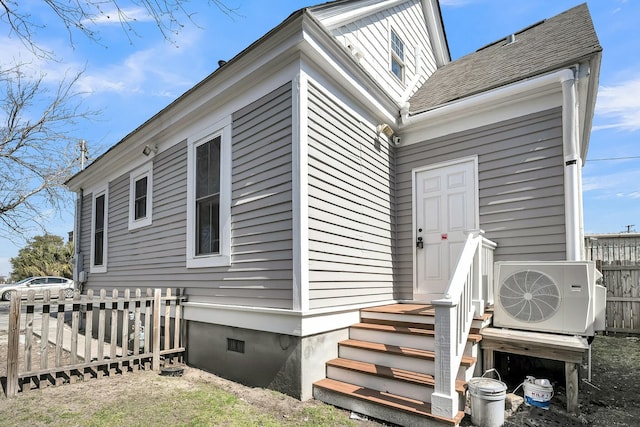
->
498;270;561;322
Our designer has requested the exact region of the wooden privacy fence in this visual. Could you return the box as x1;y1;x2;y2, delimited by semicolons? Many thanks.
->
585;236;640;334
4;288;186;397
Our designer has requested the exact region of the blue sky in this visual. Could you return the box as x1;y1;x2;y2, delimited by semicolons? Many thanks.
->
0;0;638;276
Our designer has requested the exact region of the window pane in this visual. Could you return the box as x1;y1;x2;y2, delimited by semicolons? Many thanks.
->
94;194;105;265
195;136;221;256
95;195;104;229
196;195;220;255
196;137;220;199
94;231;104;265
391;58;403;80
134;176;148;220
391;30;404;60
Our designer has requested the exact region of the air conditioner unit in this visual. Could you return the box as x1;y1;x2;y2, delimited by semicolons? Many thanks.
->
494;261;605;336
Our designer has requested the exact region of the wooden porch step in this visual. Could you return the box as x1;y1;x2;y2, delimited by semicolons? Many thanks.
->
314;378;465;426
340;339;476;367
361;304;493;333
326;358;466;393
351;322;483;344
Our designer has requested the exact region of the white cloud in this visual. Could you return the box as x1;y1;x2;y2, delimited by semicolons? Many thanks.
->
594;78;640;132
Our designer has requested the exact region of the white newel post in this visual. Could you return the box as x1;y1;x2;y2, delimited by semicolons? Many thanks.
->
472;238;484;317
431;298;458;419
469;231;484;316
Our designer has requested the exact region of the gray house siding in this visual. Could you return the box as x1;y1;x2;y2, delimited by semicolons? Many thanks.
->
396;107;566;299
307;82;395;309
79;83;294;309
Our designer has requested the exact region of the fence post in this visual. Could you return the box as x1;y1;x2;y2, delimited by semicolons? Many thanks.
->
152;288;161;370
6;292;21;397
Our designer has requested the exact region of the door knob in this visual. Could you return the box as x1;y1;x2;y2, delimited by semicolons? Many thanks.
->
416;236;423;249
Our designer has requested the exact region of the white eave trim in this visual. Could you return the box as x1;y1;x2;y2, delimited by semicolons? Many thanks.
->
401;69;574;145
317;0;408;31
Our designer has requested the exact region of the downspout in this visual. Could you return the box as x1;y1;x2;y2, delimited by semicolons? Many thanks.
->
560;68;582;261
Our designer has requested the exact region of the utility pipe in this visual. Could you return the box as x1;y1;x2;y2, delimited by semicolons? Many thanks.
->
560;68;583;261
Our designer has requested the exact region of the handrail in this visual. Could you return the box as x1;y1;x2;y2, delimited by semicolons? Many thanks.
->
430;230;496;419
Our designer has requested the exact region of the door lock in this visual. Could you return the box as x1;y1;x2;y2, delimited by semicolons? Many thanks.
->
416;236;423;249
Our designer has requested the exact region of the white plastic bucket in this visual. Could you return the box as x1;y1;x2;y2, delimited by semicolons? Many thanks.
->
468;376;507;427
522;377;553;409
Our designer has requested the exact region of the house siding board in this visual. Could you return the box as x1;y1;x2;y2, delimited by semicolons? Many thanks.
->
307;82;395;310
79;192;93;274
396;107;566;299
80;84;294;309
328;0;435;101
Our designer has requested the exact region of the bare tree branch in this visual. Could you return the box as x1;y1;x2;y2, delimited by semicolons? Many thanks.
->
0;63;97;239
0;0;239;58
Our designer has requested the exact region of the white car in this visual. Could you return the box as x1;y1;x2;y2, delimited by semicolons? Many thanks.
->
0;276;75;301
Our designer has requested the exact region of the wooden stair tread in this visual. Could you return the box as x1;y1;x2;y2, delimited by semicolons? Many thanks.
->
327;358;466;393
314;378;464;426
341;339;476;367
362;303;493;321
352;322;483;343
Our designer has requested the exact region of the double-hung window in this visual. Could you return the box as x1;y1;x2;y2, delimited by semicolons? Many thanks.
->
129;162;153;230
91;186;108;273
195;137;221;255
390;29;405;82
187;121;231;268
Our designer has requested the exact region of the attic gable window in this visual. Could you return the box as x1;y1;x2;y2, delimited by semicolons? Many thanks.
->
390;29;405;82
128;162;153;230
186;120;231;268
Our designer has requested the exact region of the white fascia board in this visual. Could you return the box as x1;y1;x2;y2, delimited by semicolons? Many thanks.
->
300;18;399;126
401;69;574;145
422;0;450;66
183;300;397;337
317;0;408;31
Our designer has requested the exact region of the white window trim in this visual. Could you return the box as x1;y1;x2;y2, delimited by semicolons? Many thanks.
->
128;162;153;230
90;185;108;274
390;28;405;83
186;119;232;268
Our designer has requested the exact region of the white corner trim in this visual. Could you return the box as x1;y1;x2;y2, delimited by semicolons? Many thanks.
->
292;71;311;312
402;69;574;145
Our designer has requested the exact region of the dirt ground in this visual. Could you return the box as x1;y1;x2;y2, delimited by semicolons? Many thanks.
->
0;333;638;426
499;334;640;427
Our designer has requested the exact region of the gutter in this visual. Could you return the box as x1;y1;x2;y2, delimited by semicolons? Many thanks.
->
401;68;575;126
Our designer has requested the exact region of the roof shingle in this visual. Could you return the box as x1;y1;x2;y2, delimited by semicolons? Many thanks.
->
409;3;601;114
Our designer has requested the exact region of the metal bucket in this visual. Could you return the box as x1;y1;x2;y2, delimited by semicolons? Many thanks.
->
468;376;507;427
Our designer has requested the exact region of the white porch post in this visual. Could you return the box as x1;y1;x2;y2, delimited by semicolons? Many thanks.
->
431;298;458;419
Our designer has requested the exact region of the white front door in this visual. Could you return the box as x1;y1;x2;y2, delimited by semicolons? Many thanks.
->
414;158;478;301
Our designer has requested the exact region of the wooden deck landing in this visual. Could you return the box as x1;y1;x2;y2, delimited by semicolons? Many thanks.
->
363;303;493;321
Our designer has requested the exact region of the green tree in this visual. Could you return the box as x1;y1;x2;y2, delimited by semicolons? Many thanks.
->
9;234;73;281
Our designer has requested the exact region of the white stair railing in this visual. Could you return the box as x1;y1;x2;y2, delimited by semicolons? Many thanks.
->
430;230;496;419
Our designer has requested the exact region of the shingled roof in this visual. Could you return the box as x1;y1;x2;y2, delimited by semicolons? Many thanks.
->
409;3;601;114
